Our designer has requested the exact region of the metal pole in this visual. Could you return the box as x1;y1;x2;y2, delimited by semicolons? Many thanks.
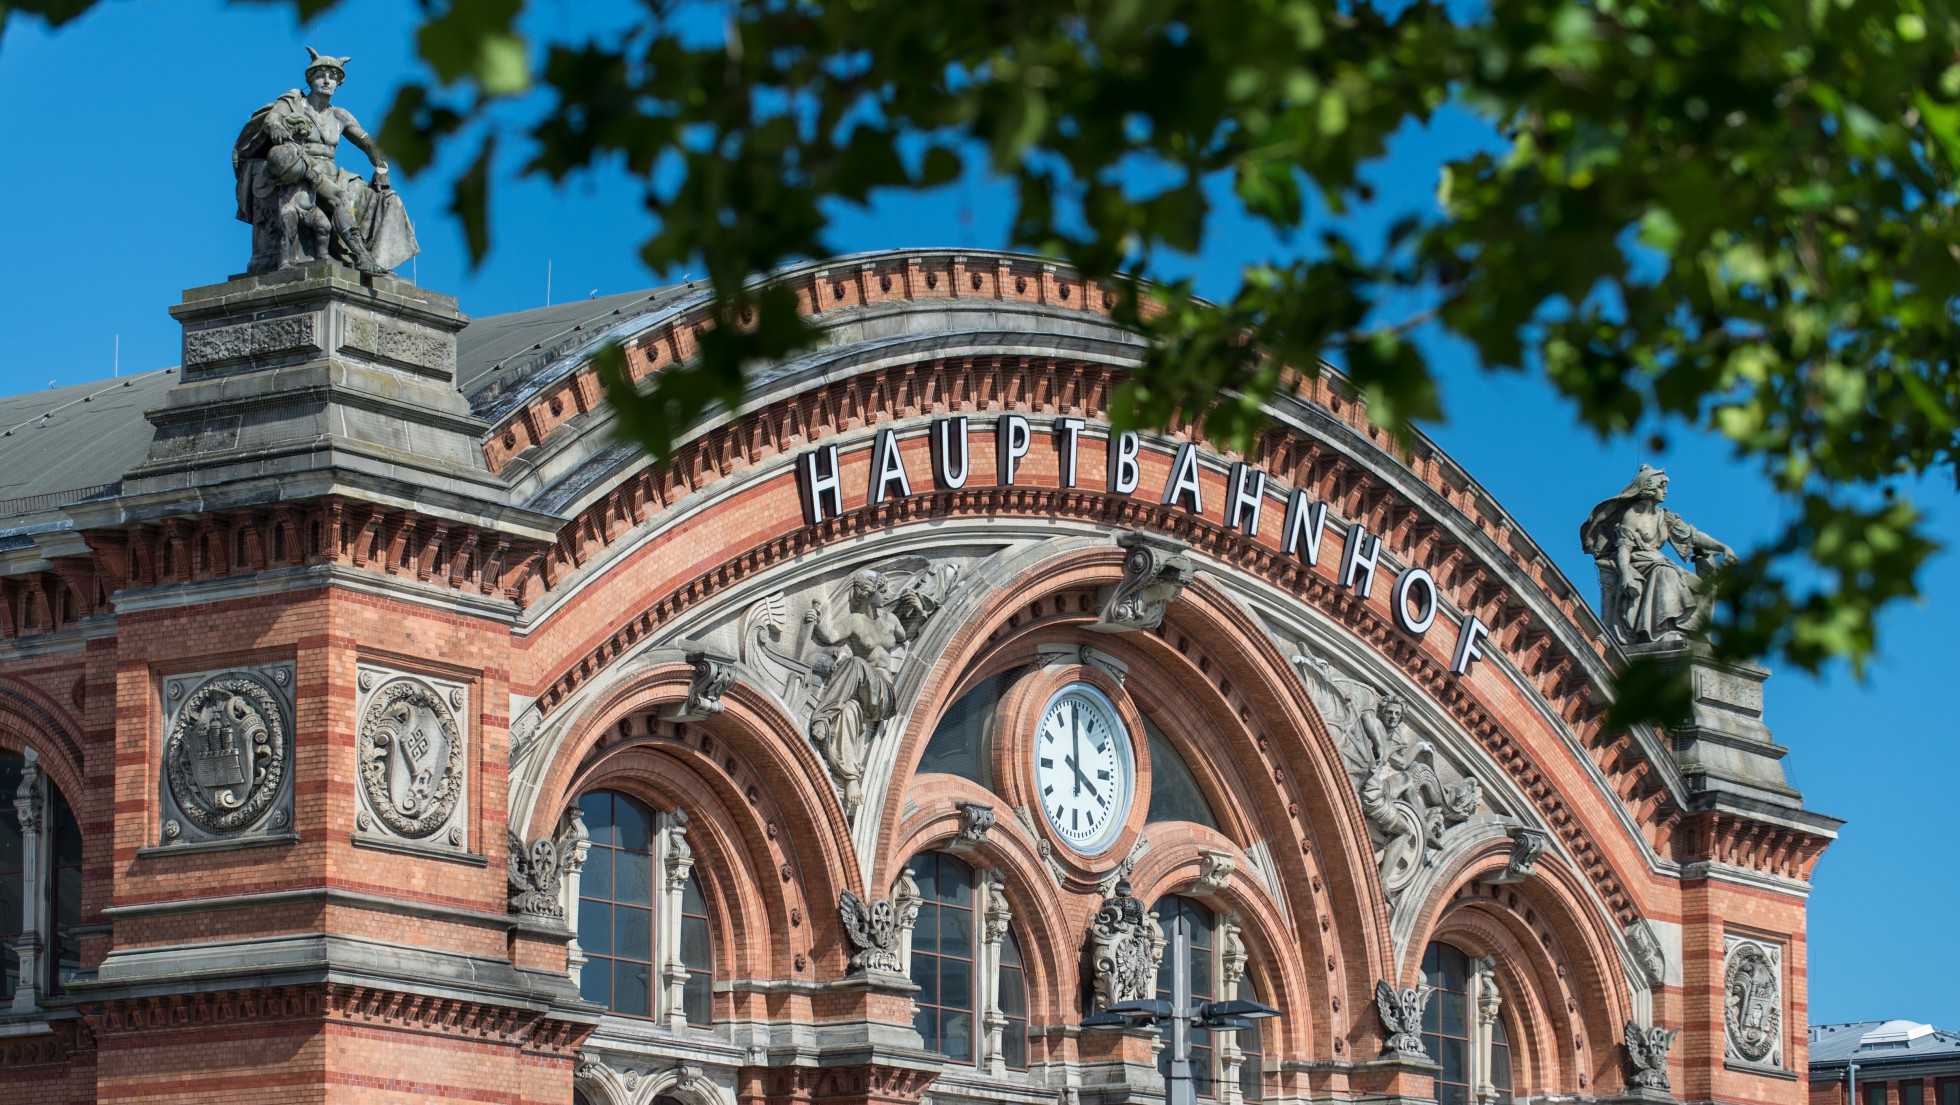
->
1168;913;1195;1105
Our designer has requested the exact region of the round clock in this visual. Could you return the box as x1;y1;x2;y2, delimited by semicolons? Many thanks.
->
1032;682;1136;854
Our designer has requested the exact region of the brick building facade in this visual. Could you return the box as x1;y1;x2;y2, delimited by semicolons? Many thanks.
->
0;249;1838;1104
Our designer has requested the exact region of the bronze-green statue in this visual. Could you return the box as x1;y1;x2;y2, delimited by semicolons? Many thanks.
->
232;48;418;276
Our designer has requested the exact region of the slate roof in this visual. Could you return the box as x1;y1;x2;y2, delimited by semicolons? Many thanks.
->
1810;1021;1960;1071
457;285;689;415
0;368;179;536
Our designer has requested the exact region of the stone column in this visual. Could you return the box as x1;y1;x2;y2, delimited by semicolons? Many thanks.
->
1216;917;1249;1105
10;747;47;1014
658;810;694;1029
891;867;921;977
1473;958;1502;1105
561;806;592;985
978;871;1012;1075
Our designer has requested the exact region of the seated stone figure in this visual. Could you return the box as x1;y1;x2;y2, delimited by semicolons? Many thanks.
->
232;48;418;275
1580;465;1736;646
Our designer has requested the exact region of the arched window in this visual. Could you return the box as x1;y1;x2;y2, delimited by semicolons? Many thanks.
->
1237;975;1267;1103
0;748;82;1009
576;790;713;1027
1144;720;1220;829
904;851;1028;1072
1422;942;1515;1105
1155;896;1219;1098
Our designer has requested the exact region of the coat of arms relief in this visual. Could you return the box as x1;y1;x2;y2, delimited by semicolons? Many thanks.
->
354;665;471;854
159;663;296;847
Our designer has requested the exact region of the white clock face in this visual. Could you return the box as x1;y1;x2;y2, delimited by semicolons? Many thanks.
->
1033;683;1135;854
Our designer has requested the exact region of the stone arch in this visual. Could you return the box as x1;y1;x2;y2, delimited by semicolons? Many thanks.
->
533;661;860;980
1406;836;1638;1097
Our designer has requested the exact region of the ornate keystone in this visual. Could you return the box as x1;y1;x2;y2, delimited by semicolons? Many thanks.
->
1193;848;1236;896
1376;979;1433;1059
950;801;996;850
665;648;739;721
1092;531;1195;632
1484;826;1551;885
1624;1021;1679;1093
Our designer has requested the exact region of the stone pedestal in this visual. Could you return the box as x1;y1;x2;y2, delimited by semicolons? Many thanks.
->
1076;1025;1167;1105
1347;1053;1441;1105
1632;643;1800;807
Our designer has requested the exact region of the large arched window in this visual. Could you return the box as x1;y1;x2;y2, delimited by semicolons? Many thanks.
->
576;790;713;1027
1153;896;1263;1101
1;748;82;1009
905;852;1029;1073
1422;942;1515;1105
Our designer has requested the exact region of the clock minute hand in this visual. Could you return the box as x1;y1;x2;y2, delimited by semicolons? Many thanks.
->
1066;754;1102;802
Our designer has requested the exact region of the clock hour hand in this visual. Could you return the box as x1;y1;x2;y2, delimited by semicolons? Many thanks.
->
1065;754;1102;803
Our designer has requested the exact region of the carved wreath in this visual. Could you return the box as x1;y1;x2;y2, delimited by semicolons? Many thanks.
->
357;676;464;839
164;673;290;833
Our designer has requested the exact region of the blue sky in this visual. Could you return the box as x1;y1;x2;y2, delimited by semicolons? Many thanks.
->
3;0;1954;1028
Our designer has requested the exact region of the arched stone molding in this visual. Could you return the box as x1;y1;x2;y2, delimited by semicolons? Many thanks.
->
575;1055;739;1105
1405;841;1641;1098
0;677;86;806
886;772;1082;1036
531;663;860;980
1124;823;1319;1059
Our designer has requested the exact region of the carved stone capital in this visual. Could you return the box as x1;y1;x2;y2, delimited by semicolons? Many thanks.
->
1092;531;1195;632
1483;826;1551;885
665;648;740;721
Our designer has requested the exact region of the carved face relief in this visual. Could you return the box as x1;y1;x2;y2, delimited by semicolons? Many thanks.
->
355;666;470;851
1722;937;1783;1068
160;665;295;845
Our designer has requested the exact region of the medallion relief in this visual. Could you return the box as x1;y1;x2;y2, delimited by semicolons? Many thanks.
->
1722;936;1784;1069
354;665;470;853
159;663;295;846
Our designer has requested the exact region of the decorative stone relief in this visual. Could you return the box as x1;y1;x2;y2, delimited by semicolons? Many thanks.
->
665;648;739;722
158;663;296;847
1089;878;1164;1010
1580;466;1736;646
1722;936;1784;1069
1293;646;1484;904
838;890;906;975
354;665;470;854
891;867;922;974
1375;978;1432;1060
1013;804;1067;887
1092;531;1194;632
340;314;455;374
1624;1021;1679;1093
1484;826;1551;885
183;314;321;368
737;556;960;820
1220;915;1247;992
508;807;588;919
1626;918;1668;987
1194;848;1236;896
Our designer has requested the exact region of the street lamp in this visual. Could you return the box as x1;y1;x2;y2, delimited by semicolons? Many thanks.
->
1083;915;1282;1105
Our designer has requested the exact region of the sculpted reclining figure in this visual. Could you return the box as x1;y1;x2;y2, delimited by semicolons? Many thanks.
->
233;48;418;276
1581;465;1736;645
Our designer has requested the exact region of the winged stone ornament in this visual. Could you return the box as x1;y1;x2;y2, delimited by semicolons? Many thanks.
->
1625;1020;1679;1092
1376;979;1432;1059
837;890;904;974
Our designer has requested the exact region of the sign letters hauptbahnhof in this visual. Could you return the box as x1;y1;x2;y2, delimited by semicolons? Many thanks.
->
795;415;1497;679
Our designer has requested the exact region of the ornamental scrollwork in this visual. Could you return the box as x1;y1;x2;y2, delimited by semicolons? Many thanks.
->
1093;531;1194;632
838;890;904;975
161;668;293;841
1625;1020;1679;1092
1375;979;1432;1060
1089;878;1163;1011
356;672;466;842
508;807;589;919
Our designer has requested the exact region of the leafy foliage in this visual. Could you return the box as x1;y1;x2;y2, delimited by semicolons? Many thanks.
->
10;0;1958;715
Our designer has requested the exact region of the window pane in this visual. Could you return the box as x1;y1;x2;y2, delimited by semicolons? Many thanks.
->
1941;1083;1960;1105
614;849;653;905
1002;1016;1028;1071
1000;930;1023;968
612;959;653;1017
582;846;611;901
1490;1041;1513;1094
580;956;612;1006
684;970;711;1026
938;1008;973;1062
912;954;941;1006
1190;1043;1213;1099
1905;1086;1925;1105
1437;1036;1468;1086
0;866;19;931
1000;965;1027;1017
682;874;706;915
54;798;80;865
681;914;712;969
577;897;611;955
579;791;614;846
1439;1083;1469;1105
1868;1086;1887;1105
1439;989;1467;1037
612;796;652;852
939;954;973;1011
936;906;972;956
1240;1052;1262;1102
613;905;652;961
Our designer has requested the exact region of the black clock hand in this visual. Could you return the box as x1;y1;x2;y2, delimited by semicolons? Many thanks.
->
1067;755;1102;802
1070;704;1083;796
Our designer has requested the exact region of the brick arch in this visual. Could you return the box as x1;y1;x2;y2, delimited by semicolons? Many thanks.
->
886;771;1083;1030
528;661;860;980
1412;839;1637;1098
866;541;1387;1051
0;676;86;807
1124;821;1320;1058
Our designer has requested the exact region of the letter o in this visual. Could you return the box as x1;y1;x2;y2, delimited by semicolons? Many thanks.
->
1392;567;1439;636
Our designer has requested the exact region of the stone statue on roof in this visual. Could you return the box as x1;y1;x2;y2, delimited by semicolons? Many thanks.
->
233;48;419;276
1580;465;1736;646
